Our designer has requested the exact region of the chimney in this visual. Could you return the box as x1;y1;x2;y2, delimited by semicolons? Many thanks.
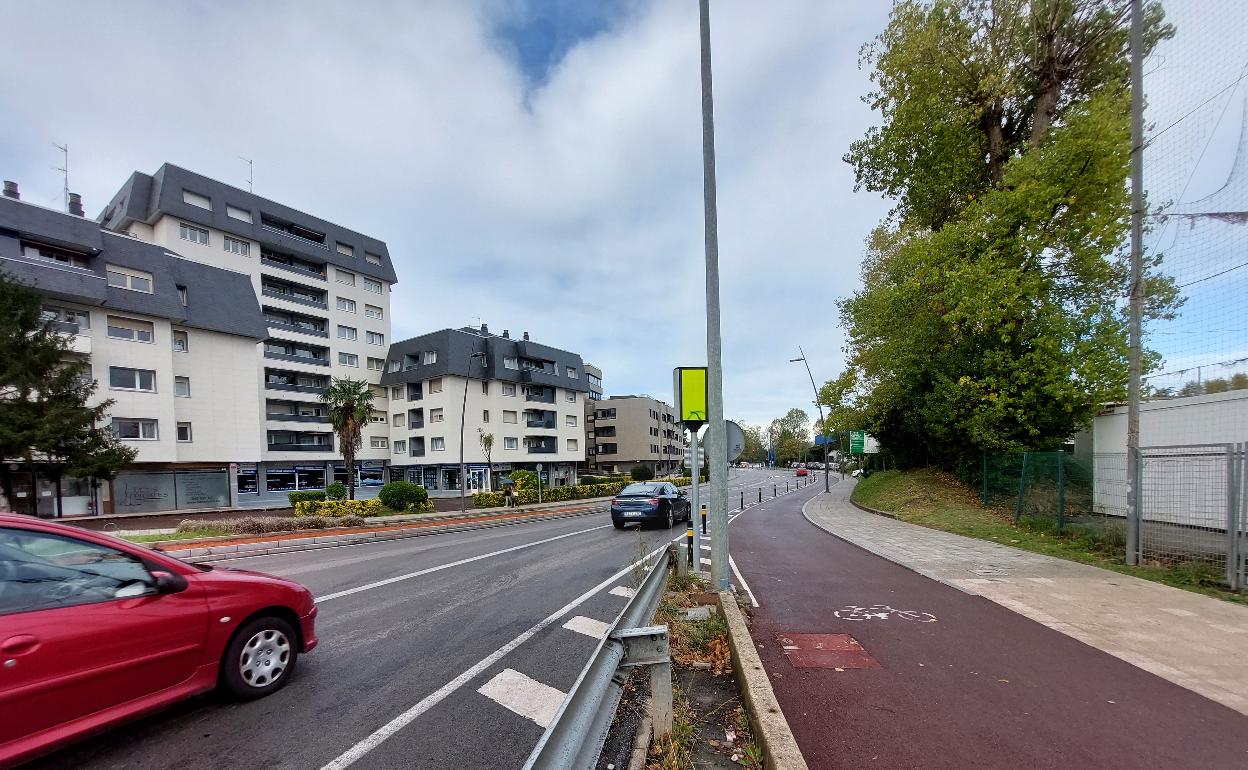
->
67;192;84;216
481;323;489;334
2;181;18;200
502;329;509;339
523;331;530;341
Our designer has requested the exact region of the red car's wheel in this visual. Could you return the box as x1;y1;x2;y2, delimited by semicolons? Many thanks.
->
221;616;299;700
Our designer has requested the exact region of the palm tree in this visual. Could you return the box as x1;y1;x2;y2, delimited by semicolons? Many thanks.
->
321;377;374;500
478;429;495;488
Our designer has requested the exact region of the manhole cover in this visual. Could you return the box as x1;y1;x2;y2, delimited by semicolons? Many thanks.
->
777;634;881;669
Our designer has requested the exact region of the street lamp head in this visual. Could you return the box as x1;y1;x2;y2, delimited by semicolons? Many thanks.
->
789;357;804;363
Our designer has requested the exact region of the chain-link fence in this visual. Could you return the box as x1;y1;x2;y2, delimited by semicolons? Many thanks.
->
979;450;1119;538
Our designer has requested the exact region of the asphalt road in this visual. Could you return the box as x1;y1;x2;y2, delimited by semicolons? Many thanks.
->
27;467;788;770
731;479;1248;770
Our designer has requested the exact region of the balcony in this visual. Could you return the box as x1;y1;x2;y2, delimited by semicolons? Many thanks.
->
520;368;562;388
409;446;425;457
525;388;556;404
409;418;424;429
265;380;327;395
267;442;333;452
264;350;330;367
262;255;327;281
266;319;328;338
267;413;330;423
525;414;556;429
261;219;329;250
526;437;558;454
262;288;328;310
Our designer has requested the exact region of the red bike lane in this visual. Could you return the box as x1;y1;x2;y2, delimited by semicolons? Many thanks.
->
730;483;1248;770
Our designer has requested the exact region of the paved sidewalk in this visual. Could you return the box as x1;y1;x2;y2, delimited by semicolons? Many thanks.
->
806;481;1248;715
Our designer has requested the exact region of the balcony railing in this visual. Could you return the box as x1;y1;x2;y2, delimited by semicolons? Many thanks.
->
410;446;425;457
409;419;424;429
264;350;330;367
267;442;333;452
265;380;328;394
526;438;558;454
267;413;330;423
261;288;328;309
526;418;556;429
261;256;327;281
261;223;330;250
47;320;81;335
525;390;556;404
266;319;329;338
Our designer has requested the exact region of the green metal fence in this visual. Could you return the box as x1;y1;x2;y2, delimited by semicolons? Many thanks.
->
978;449;1101;533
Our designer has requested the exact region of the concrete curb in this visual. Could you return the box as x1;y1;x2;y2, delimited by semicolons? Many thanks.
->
719;591;811;770
627;709;652;770
161;506;608;563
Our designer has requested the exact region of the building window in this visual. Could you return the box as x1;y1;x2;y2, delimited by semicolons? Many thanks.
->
227;204;251;222
106;265;153;293
42;306;91;330
482;409;490;423
224;236;251;256
336;269;356;286
567;439;578;452
392;439;407;455
366;331;384;346
178;222;210;245
367;357;384;371
392;413;404;427
173;330;189;352
113;418;158;440
387;359;401;373
423;350;437;365
106;316;154;343
176;422;193;442
365;304;383;320
430;408;444;423
567;367;578;379
337;297;356;313
336;242;354;257
502;383;517;397
503;410;518;424
504;356;519;370
598;443;617;455
365;252;382;265
23;241;91;268
504;437;518;450
370;436;388;449
481;381;489;395
566;391;576;402
566;415;577;427
175;376;191;397
391;385;403;400
182;189;212;209
339;352;359;367
428;378;443;394
431;437;445;451
364;278;383;294
109;367;157;392
337;325;357;340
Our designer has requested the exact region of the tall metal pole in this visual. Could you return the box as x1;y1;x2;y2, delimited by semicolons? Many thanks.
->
698;0;729;591
1126;0;1144;565
793;347;831;493
690;427;702;564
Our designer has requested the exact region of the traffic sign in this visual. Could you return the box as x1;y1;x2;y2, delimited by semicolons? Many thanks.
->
725;420;745;463
849;430;865;454
673;367;708;427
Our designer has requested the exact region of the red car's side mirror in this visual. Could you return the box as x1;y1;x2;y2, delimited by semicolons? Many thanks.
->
150;570;189;595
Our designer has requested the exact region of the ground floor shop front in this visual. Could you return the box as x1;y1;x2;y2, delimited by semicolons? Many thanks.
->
387;462;579;496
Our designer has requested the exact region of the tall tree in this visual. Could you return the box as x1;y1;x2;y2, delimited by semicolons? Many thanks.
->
321;378;374;500
768;409;811;465
740;423;768;464
838;0;1179;469
478;429;495;486
0;273;135;512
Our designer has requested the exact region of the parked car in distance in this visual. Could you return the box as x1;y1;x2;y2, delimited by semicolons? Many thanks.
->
0;514;318;767
796;468;809;477
611;482;691;529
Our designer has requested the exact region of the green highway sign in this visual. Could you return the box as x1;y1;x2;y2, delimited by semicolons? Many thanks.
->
850;430;865;454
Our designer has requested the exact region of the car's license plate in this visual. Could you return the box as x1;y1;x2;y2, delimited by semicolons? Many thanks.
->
624;511;643;517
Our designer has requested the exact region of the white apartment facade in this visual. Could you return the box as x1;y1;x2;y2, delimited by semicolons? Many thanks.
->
99;164;397;496
0;183;268;516
381;326;588;494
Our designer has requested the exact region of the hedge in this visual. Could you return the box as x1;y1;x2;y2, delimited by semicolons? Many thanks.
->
473;481;631;508
288;490;327;506
295;499;385;517
378;481;428;511
173;514;367;536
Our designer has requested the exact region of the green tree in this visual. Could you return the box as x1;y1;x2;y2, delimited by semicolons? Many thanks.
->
630;464;655;482
0;273;134;511
768;409;811;465
837;0;1179;470
1231;373;1248;391
478;429;495;484
321;377;374;500
740;424;768;464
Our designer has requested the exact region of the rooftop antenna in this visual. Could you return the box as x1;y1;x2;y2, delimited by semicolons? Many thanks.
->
53;142;68;211
239;156;253;192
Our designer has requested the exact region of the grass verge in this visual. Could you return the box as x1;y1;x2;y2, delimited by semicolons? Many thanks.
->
853;469;1246;606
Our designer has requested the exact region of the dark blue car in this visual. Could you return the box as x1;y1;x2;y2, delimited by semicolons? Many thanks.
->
610;482;691;529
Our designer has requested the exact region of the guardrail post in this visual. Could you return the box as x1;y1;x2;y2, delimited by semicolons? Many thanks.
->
758;488;762;503
617;627;672;740
740;490;744;509
679;532;691;575
700;504;707;535
773;483;777;498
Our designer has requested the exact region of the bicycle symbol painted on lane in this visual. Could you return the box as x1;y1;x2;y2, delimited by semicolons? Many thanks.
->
833;604;938;622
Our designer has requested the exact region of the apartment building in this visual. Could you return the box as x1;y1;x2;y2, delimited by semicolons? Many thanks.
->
0;183;268;516
98;164;397;495
588;395;686;477
381;326;588;494
582;363;603;462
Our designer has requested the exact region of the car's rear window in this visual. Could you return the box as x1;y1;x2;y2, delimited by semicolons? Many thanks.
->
620;483;662;496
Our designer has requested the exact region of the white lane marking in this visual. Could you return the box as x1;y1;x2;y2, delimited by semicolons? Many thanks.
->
700;544;712;552
609;586;636;598
316;525;610;603
562;615;612;639
477;669;565;728
1159;608;1197;617
700;557;712;566
729;555;759;608
318;542;671;770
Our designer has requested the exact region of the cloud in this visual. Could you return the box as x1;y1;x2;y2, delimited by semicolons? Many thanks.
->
0;0;892;427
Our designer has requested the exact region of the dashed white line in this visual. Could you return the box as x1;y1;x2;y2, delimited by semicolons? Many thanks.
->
477;669;565;728
562;615;611;639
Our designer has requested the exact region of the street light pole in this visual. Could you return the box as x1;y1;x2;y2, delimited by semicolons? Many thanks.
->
459;350;487;513
791;347;830;493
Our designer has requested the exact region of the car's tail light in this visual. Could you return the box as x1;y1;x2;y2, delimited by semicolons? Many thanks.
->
647;497;660;505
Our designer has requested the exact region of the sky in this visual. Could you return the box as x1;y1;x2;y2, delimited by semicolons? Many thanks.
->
0;0;892;429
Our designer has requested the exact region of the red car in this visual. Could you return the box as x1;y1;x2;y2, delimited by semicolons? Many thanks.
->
0;513;317;766
796;468;809;477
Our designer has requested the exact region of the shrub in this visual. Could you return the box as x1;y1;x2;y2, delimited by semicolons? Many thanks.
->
473;491;507;508
507;469;539;490
378;481;429;511
473;481;629;508
630;465;655;481
326;481;347;500
288;490;327;506
294;499;385;517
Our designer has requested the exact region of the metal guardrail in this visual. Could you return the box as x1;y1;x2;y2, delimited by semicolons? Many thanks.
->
523;547;672;770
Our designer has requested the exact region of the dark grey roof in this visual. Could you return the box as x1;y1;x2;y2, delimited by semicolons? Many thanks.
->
0;196;267;340
99;163;398;285
380;327;590;392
